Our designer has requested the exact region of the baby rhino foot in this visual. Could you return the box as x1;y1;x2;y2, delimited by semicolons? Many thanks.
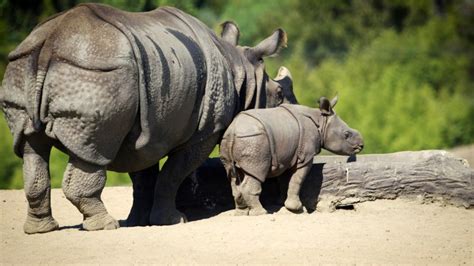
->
249;207;268;216
234;208;250;216
24;215;59;234
284;198;304;213
82;213;119;231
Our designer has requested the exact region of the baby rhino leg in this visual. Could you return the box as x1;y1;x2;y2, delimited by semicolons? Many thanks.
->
285;163;312;213
62;157;119;231
239;174;267;216
230;174;249;216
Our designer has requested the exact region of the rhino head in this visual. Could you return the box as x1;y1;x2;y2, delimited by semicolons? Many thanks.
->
221;22;298;109
266;66;298;107
318;96;364;155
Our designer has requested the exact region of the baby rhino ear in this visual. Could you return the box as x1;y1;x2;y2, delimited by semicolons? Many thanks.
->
319;97;333;115
330;95;338;108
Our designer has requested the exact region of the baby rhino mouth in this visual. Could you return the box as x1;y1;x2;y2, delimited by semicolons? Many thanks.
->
352;144;364;154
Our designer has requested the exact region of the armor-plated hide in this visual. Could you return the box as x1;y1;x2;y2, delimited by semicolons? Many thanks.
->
221;104;321;182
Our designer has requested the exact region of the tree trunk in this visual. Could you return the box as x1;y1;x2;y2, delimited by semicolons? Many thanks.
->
176;150;473;213
301;150;473;211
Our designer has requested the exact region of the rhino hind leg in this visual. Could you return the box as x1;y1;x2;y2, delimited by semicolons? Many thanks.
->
22;133;59;234
150;132;221;225
126;163;159;227
229;173;249;216
238;174;267;216
62;157;119;231
284;163;312;213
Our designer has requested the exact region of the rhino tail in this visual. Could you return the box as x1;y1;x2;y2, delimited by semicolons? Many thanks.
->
225;123;241;183
30;38;53;132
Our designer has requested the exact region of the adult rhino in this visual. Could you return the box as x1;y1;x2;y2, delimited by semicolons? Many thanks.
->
0;3;297;234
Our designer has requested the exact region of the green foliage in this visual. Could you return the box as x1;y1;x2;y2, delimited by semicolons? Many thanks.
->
0;0;473;189
289;13;474;153
0;114;22;189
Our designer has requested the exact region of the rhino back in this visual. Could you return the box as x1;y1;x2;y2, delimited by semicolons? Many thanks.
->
48;5;207;168
3;4;236;170
245;108;301;176
82;4;236;170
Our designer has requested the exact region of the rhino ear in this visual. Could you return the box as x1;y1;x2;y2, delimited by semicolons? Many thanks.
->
330;95;338;108
251;29;287;58
319;97;333;115
221;21;240;46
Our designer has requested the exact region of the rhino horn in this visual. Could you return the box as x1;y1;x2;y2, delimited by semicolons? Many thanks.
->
221;21;240;46
275;66;292;81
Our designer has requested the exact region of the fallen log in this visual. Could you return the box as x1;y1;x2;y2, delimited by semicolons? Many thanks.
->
176;150;473;214
302;150;473;211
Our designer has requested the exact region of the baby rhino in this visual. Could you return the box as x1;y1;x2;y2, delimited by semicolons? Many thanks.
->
220;96;364;215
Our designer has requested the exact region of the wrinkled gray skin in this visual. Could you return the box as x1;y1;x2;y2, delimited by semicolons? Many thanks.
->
220;96;364;215
0;3;298;233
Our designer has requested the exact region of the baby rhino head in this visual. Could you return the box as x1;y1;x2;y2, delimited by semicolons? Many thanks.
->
319;96;364;155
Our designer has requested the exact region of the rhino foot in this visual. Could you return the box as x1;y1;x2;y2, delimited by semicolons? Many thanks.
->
284;198;304;213
150;208;187;225
24;215;59;234
126;205;151;227
82;213;119;231
234;208;250;216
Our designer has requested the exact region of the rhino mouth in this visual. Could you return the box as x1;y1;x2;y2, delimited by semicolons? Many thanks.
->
352;145;364;154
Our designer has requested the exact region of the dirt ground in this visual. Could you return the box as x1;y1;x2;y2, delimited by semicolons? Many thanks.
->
0;187;472;264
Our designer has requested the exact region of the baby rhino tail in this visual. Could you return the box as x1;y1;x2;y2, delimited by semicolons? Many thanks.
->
221;122;240;182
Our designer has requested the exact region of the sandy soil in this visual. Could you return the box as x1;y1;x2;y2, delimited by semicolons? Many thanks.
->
0;187;472;264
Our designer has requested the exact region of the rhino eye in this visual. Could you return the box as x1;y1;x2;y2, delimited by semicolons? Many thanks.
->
344;131;352;139
276;88;283;102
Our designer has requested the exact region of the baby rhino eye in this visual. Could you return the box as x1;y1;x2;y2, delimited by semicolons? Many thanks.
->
344;131;352;139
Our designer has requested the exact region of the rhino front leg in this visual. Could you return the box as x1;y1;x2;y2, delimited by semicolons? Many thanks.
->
285;163;312;213
150;133;221;225
239;175;267;216
126;163;159;226
62;157;119;231
22;134;59;234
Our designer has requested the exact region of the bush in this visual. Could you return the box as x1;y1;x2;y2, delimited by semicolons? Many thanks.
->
280;16;474;153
